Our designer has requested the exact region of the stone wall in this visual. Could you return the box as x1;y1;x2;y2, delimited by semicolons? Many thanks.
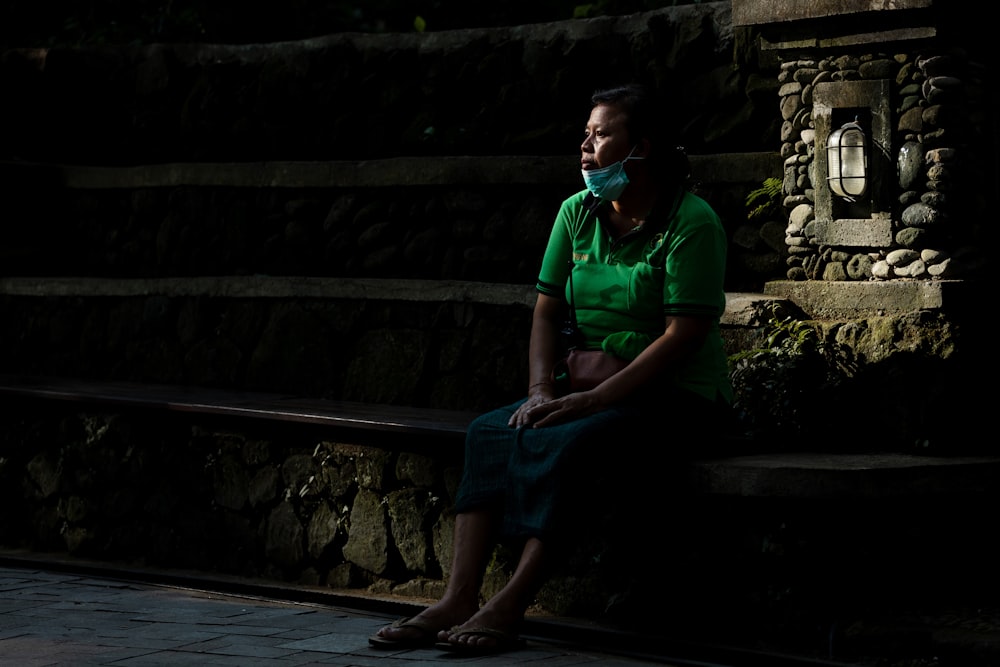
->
0;287;536;412
0;2;782;413
1;398;467;597
0;4;769;164
1;3;783;295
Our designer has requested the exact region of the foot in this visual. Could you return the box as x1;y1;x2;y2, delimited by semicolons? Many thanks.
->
436;605;523;651
435;625;525;655
370;602;476;647
368;616;439;648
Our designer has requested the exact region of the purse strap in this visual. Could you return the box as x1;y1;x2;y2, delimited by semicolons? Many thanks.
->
559;263;586;351
568;266;579;330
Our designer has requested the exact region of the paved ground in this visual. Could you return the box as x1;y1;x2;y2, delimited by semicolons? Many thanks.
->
0;565;678;667
9;560;998;667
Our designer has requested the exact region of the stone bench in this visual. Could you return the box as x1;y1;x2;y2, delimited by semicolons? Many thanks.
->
0;373;478;443
4;373;998;500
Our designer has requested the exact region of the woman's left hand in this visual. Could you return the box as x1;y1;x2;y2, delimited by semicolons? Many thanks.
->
524;391;602;428
509;389;555;428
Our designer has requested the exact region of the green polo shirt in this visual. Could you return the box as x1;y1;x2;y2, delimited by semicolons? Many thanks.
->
536;189;731;403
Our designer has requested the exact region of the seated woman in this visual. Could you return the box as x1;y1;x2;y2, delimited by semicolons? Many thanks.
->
370;82;734;655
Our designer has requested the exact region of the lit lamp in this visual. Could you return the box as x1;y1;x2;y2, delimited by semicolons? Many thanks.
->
827;120;868;200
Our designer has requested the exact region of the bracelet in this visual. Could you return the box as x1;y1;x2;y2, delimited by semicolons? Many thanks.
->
528;381;553;391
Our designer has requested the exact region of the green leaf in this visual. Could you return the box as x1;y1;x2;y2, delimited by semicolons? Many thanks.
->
745;177;782;222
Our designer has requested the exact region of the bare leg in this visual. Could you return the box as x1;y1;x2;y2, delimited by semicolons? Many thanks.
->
438;535;549;649
373;510;494;643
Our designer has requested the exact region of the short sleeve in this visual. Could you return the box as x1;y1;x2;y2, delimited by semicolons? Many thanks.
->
536;191;590;299
661;195;727;318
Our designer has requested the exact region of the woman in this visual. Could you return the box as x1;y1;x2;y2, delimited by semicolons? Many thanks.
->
370;83;733;654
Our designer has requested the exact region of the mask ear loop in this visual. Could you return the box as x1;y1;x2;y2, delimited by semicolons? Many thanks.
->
629;142;651;159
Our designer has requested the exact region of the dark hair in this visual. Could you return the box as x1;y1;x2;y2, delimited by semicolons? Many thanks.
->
590;83;690;184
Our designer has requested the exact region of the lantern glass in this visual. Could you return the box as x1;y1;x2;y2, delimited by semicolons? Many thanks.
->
827;122;868;199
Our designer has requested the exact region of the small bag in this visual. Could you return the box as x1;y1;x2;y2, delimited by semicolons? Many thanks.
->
551;348;629;393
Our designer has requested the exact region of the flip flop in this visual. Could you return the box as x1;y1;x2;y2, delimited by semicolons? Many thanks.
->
434;626;526;655
368;616;440;649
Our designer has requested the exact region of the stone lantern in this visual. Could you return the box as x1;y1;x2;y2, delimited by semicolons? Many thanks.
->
732;0;990;297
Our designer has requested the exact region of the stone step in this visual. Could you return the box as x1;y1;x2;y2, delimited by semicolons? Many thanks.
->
689;451;1000;499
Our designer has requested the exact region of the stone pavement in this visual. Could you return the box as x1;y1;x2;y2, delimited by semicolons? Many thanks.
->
0;565;677;667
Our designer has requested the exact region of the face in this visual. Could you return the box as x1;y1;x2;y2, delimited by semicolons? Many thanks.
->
581;103;632;171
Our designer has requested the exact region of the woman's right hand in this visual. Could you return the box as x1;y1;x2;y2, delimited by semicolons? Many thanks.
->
508;384;557;428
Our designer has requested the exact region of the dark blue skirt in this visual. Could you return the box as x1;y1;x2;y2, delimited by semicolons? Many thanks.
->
452;388;729;541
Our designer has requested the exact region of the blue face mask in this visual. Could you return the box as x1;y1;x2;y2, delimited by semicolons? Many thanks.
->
581;146;644;201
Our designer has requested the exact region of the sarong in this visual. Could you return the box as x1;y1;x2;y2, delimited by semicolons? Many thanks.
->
452;387;733;541
453;399;652;540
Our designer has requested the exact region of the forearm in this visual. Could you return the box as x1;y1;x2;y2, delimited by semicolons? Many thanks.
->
590;315;710;403
509;294;565;426
527;308;562;393
523;293;564;387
